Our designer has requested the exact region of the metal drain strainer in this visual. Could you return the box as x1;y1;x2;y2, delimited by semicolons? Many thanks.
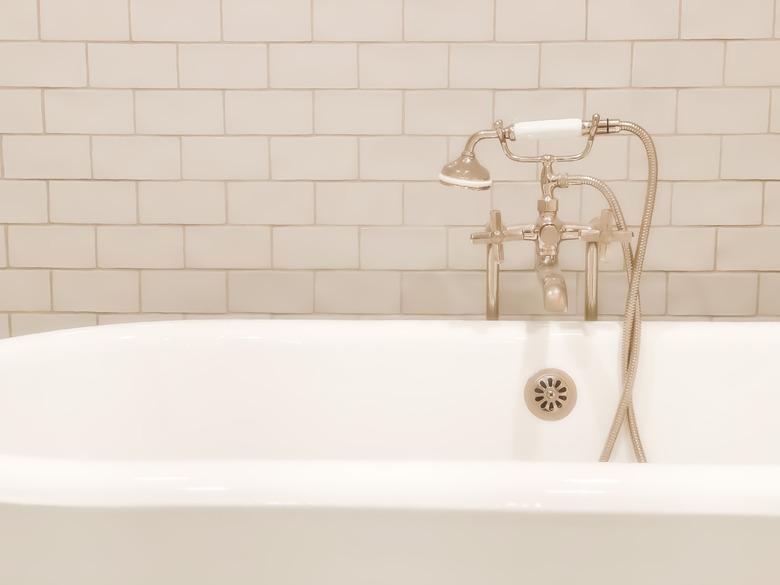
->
524;368;577;421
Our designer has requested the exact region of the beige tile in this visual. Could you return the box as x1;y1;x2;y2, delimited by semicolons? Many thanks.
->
316;271;401;313
271;137;357;180
495;90;584;123
360;137;447;180
448;226;494;270
182;137;269;180
765;182;780;224
136;91;223;135
0;314;8;338
496;0;585;41
130;0;220;41
0;89;43;133
228;182;314;224
629;136;720;181
0;270;50;311
361;227;446;269
758;273;780;315
3;135;91;179
45;89;134;134
772;89;780;132
537;135;629;180
139;181;226;224
359;43;448;89
541;42;631;88
228;270;313;313
93;136;179;180
0;0;38;39
88;43;177;88
492;182;580;226
226;91;313;134
585;89;677;134
179;44;267;89
499;271;579;315
53;270;139;312
668;272;758;316
315;90;402;134
580;180;672;226
273;226;359;268
222;0;311;41
0;42;86;87
721;135;780;180
682;0;774;39
316;182;402;225
588;0;678;40
401;271;484;314
142;270;226;313
9;225;95;268
98;226;183;268
404;182;490;225
633;41;724;87
643;227;716;270
672;181;763;225
677;89;770;133
0;180;47;223
717;227;780;269
404;90;493;135
313;0;402;40
270;44;357;88
11;313;96;336
449;44;539;89
41;0;128;40
50;181;136;224
404;0;493;41
584;271;666;316
185;226;271;268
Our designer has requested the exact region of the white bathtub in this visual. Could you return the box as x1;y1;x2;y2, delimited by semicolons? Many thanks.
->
0;319;778;585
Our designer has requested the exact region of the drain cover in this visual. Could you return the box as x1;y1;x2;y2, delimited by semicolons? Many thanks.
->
524;368;577;421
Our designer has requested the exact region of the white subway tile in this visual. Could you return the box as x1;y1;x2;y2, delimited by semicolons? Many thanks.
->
228;182;314;224
359;43;448;89
0;270;50;311
677;89;770;134
402;271;483;314
717;227;780;269
360;137;447;180
41;0;128;40
136;91;223;135
316;182;402;225
448;227;495;270
3;135;91;179
682;0;773;39
449;44;539;89
404;90;493;135
633;41;724;87
130;0;220;41
643;227;716;270
772;89;780;132
316;271;401;313
0;314;8;338
226;91;312;134
50;181;137;224
53;270;139;312
496;0;585;41
721;135;780;180
537;135;629;180
404;0;493;41
668;272;758;316
0;181;47;223
672;181;763;225
45;89;134;134
9;225;95;268
585;89;677;134
315;90;402;134
93;136;180;180
97;226;183;268
759;273;780;315
182;137;269;180
404;182;490;225
271;137;357;180
0;42;86;87
142;270;226;313
270;44;357;88
580;180;672;226
0;0;38;39
139;181;225;224
11;313;96;336
361;227;446;269
495;90;584;122
588;0;678;40
222;0;311;41
540;42;631;88
185;226;271;268
629;136;721;181
273;226;359;268
179;44;268;89
585;271;667;316
88;43;177;88
228;271;313;313
725;41;780;85
765;182;780;224
0;90;42;133
313;0;402;41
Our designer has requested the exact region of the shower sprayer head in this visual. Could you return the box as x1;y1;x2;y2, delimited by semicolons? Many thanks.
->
439;153;492;190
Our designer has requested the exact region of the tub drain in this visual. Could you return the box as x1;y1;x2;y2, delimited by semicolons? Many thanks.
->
524;369;577;421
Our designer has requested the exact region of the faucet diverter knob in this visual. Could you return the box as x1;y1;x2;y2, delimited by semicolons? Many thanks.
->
582;209;633;261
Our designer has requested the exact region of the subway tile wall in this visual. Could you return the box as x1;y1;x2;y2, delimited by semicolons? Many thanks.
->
0;0;779;335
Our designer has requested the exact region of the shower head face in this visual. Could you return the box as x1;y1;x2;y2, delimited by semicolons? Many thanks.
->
439;153;492;190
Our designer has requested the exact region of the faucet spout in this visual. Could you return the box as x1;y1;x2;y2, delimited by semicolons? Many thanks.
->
538;265;568;313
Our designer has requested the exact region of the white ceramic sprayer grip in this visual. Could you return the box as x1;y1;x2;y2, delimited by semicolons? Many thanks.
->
511;118;585;140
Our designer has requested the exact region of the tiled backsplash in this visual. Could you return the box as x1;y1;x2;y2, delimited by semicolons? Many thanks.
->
0;0;779;335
